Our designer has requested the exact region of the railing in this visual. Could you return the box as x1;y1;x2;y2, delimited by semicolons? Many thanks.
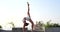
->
0;28;44;32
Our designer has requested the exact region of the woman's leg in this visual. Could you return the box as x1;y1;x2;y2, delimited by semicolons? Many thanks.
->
29;19;34;32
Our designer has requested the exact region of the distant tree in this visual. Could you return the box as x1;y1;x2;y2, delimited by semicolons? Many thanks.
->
45;20;60;28
34;21;45;31
0;25;2;29
52;23;60;27
45;21;52;28
8;22;15;28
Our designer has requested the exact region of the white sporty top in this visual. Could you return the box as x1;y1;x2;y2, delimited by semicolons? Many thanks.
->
23;16;30;23
25;16;30;21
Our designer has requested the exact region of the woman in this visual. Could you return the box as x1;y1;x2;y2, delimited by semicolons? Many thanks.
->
23;2;34;32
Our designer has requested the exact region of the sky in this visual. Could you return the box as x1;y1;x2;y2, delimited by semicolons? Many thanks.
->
0;0;60;30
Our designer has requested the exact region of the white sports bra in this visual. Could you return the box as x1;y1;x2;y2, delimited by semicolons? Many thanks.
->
25;16;30;21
